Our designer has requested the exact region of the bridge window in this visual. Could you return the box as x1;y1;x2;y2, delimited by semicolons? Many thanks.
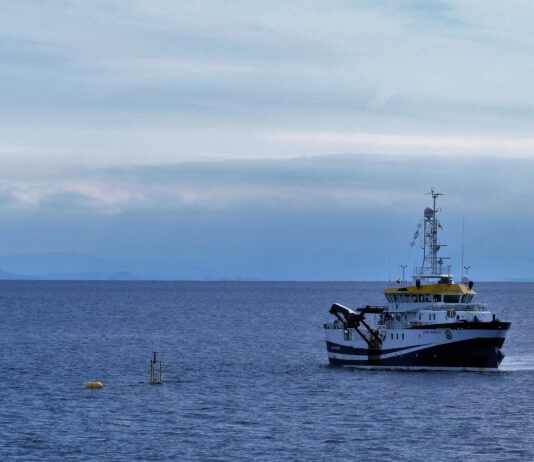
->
433;294;442;302
444;295;460;303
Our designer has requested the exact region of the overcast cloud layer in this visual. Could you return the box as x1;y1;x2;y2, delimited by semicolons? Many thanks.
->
1;1;534;280
4;1;534;163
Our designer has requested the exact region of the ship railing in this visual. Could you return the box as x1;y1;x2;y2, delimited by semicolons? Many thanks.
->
429;302;485;311
324;318;386;329
413;267;452;278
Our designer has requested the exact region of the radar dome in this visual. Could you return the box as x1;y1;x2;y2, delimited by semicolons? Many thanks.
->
424;207;434;219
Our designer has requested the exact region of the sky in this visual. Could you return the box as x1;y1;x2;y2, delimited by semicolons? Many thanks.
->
1;1;534;280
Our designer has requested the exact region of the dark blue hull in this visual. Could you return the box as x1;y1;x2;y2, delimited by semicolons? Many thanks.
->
328;336;506;370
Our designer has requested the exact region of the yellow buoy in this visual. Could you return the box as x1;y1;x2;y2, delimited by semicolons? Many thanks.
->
85;381;104;389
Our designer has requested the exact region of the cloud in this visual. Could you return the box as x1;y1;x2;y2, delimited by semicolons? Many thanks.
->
0;154;530;220
269;131;534;157
0;152;530;279
3;0;534;166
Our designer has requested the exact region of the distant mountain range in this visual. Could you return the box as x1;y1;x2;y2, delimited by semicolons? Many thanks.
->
0;269;37;280
0;251;530;281
0;252;173;280
0;252;269;281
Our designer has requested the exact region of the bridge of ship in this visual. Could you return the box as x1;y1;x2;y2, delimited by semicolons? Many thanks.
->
383;283;480;310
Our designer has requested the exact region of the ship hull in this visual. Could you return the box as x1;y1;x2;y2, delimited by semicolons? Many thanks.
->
325;323;510;372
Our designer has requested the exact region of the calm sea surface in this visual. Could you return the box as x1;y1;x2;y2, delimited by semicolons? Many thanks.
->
0;281;533;461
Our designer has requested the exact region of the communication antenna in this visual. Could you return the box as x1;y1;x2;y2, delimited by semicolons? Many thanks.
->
421;189;445;275
401;264;407;282
461;216;465;276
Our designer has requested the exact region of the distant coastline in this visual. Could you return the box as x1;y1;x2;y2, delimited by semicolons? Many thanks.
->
0;251;531;282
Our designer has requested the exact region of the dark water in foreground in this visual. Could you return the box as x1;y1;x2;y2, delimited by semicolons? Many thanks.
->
0;281;533;461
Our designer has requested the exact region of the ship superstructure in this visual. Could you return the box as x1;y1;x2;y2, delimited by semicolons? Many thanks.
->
324;190;510;371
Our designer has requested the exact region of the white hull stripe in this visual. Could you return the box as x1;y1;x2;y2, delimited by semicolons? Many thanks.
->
329;342;433;361
332;365;500;372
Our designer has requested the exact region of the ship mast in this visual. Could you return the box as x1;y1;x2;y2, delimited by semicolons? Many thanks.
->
418;189;449;279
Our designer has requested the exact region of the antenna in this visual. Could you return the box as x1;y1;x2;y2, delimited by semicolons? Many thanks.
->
428;190;440;273
418;189;449;278
461;216;465;276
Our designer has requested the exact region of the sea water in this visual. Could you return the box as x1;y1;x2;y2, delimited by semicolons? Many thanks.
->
0;281;533;461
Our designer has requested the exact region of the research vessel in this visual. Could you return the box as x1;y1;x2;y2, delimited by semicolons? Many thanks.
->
324;190;510;371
